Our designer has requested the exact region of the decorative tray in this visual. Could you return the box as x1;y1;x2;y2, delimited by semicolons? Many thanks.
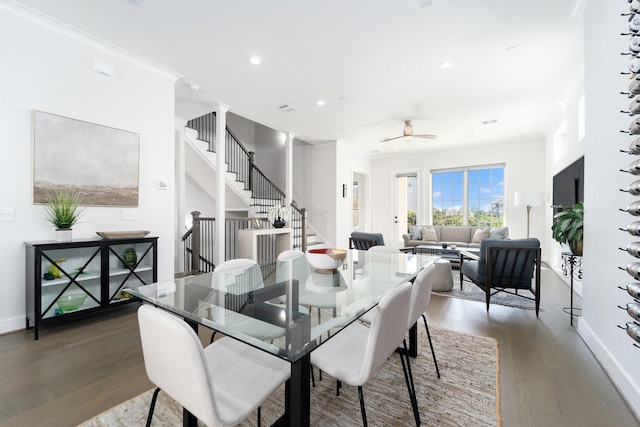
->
96;230;151;239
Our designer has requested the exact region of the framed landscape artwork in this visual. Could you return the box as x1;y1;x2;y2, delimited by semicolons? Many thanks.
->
32;111;139;206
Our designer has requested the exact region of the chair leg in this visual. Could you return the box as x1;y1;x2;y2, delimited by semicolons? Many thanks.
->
257;406;261;427
421;314;441;378
336;379;342;396
146;387;161;427
210;330;217;344
485;287;491;312
311;366;315;388
357;386;368;427
401;339;421;426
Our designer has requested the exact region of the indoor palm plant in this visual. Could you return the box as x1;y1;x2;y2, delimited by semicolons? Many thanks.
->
551;201;583;256
44;189;85;241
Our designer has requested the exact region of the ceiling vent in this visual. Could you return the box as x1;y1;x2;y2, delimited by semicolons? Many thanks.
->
482;119;498;125
278;104;297;113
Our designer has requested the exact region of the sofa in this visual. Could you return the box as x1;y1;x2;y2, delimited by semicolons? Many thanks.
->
402;225;509;249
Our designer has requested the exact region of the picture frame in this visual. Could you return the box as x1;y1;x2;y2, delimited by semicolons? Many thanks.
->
32;111;140;206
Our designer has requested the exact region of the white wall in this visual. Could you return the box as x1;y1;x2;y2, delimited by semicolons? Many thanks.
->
227;112;256;152
296;142;338;246
579;0;640;415
0;5;178;334
337;141;373;247
370;137;547;252
255;123;286;190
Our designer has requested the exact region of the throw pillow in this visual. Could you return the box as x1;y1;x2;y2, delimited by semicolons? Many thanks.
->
489;226;509;239
421;225;438;241
472;227;490;243
409;225;422;240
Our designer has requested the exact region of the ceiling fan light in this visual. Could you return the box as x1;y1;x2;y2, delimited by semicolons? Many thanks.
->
403;120;413;136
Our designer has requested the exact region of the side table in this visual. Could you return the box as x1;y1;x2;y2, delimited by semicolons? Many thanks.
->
561;252;583;326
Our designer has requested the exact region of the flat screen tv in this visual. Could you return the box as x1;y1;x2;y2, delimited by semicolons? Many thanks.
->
552;156;584;214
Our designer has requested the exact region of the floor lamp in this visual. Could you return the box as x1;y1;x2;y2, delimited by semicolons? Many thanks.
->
515;191;542;238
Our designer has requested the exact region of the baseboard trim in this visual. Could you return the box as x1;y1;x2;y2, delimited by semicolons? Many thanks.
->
0;315;26;336
578;318;640;422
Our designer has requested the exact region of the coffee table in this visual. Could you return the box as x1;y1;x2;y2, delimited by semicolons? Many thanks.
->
414;245;480;267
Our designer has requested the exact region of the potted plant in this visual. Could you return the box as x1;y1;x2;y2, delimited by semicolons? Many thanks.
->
44;189;85;242
551;201;583;256
267;204;290;228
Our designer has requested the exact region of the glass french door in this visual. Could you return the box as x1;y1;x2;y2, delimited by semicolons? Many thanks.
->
394;172;420;247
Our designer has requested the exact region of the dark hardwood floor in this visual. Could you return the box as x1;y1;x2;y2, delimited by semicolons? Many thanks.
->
0;264;638;426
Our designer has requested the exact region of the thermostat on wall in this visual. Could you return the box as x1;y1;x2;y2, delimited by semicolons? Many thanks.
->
157;180;168;190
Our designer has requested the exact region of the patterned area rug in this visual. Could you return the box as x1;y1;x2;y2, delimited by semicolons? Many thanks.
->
434;271;541;311
79;326;500;427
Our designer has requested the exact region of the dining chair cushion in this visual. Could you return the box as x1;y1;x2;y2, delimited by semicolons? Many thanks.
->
205;336;290;424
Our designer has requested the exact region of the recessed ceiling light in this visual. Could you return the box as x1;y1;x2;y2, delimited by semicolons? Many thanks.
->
249;57;261;65
190;83;200;92
438;62;453;70
315;100;325;106
464;131;473;137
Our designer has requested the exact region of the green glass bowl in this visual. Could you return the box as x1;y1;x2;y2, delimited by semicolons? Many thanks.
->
56;294;87;312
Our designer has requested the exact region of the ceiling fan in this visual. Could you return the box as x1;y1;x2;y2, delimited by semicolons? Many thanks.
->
380;120;436;143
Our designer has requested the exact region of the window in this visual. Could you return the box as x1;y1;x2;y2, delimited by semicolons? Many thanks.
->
431;165;504;227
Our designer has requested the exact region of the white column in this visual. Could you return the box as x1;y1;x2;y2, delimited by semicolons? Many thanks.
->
174;119;187;272
214;102;231;265
285;131;296;209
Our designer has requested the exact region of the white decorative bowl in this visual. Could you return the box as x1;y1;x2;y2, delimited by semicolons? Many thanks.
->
306;248;347;273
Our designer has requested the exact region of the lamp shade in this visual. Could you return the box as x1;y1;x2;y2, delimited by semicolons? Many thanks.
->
515;191;542;207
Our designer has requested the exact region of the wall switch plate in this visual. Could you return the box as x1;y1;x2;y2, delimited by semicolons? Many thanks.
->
121;208;139;221
0;208;15;221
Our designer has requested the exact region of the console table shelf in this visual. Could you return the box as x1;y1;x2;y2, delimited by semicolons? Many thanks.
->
25;237;157;339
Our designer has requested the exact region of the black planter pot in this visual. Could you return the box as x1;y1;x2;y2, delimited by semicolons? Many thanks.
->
273;219;286;228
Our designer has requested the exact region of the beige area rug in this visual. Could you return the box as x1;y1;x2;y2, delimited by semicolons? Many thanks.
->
80;326;500;427
434;271;542;311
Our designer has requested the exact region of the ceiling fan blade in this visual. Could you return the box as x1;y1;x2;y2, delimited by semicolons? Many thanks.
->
413;134;437;140
380;135;405;143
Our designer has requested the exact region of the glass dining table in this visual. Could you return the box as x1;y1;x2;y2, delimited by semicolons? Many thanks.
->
125;249;436;427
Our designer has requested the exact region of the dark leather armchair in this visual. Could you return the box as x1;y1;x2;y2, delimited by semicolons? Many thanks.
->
349;232;385;250
459;238;542;316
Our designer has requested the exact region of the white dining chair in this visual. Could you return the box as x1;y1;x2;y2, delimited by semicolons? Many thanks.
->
353;262;441;425
276;249;338;326
310;282;418;426
359;262;440;378
137;304;290;427
209;258;287;343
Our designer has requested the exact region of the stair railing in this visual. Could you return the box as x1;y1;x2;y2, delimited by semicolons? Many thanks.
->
184;112;314;268
182;211;216;274
291;201;307;252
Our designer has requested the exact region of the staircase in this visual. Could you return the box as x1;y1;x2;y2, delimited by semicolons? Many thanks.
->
182;112;323;270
